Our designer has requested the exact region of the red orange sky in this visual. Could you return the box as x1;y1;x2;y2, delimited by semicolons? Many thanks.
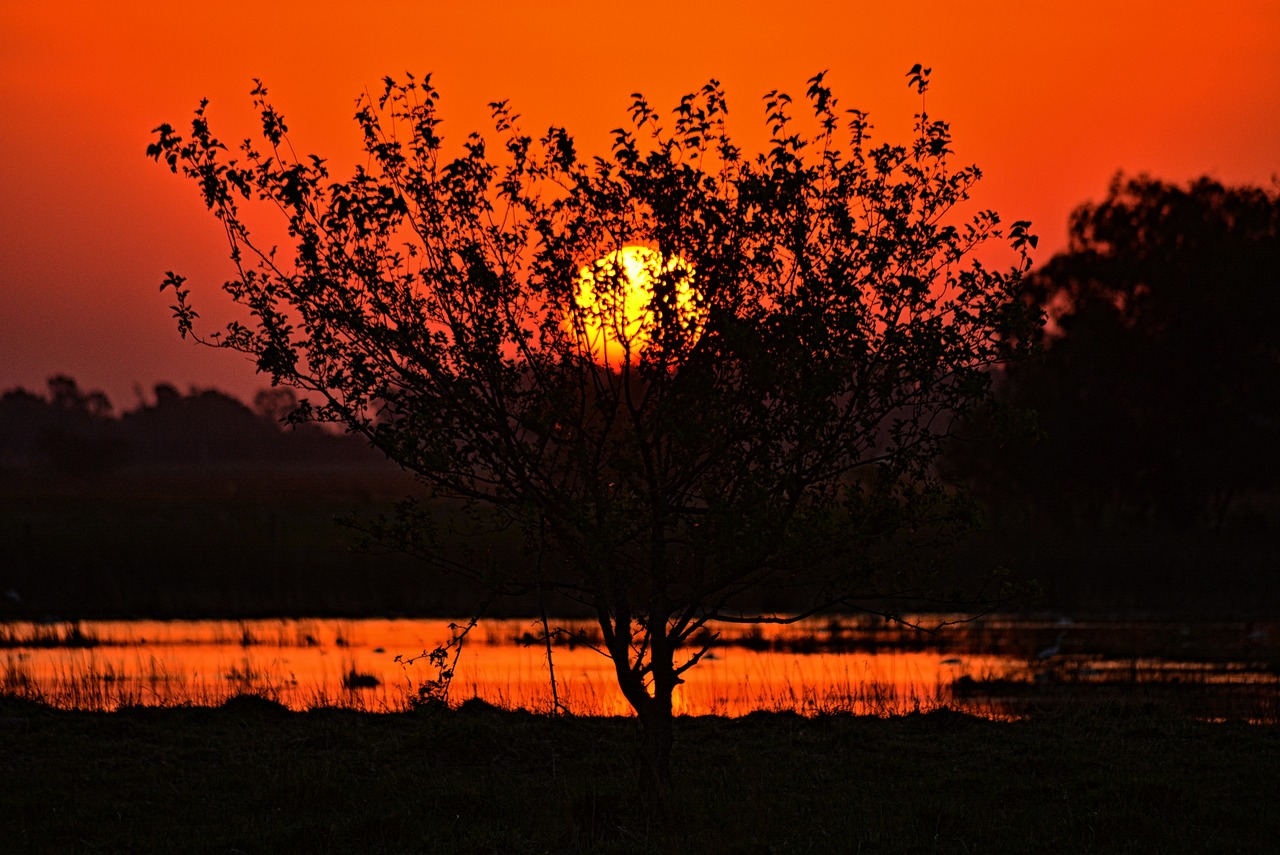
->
2;1;1277;407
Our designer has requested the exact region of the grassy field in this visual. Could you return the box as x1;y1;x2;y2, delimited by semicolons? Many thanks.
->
2;695;1277;853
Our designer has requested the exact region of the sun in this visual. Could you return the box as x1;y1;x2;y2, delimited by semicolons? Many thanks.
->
567;246;704;367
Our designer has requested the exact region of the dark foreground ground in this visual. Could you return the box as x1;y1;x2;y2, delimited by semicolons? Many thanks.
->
2;696;1277;854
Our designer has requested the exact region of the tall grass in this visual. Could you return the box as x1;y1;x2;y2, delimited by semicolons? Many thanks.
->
0;649;978;718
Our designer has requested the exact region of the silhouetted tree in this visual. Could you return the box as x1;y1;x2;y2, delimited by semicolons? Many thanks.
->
0;387;52;465
0;377;125;474
121;385;279;462
47;375;114;419
149;66;1037;797
958;175;1280;528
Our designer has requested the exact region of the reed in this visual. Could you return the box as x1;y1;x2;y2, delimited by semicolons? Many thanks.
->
2;616;1275;720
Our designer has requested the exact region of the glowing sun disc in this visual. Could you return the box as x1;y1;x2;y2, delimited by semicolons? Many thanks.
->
567;246;704;366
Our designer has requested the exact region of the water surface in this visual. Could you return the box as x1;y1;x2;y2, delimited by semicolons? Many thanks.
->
3;616;1275;719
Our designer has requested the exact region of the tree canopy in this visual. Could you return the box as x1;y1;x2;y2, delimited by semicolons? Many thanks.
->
961;174;1280;529
149;66;1038;792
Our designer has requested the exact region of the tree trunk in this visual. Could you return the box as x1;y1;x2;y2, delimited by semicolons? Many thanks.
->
597;602;678;814
637;698;674;810
609;644;677;812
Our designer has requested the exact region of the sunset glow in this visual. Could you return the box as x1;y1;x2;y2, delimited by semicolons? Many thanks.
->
568;247;703;367
1;2;1276;401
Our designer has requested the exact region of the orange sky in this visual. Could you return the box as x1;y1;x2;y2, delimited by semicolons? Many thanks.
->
2;1;1277;406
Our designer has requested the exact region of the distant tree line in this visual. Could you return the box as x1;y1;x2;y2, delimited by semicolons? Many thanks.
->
0;377;385;475
949;174;1280;532
941;174;1280;611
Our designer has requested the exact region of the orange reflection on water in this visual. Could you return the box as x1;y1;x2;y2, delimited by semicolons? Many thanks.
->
0;618;1012;716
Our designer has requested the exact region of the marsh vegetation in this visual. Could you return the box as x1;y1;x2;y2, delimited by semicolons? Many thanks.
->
3;615;1275;724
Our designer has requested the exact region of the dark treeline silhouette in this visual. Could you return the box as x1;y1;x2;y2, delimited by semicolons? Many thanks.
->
948;174;1280;611
0;377;385;474
1;378;443;621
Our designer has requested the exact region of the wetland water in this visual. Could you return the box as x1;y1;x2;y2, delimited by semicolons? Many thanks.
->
3;616;1277;719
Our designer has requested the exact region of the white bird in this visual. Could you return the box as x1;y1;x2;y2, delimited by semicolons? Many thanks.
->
1036;632;1065;660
